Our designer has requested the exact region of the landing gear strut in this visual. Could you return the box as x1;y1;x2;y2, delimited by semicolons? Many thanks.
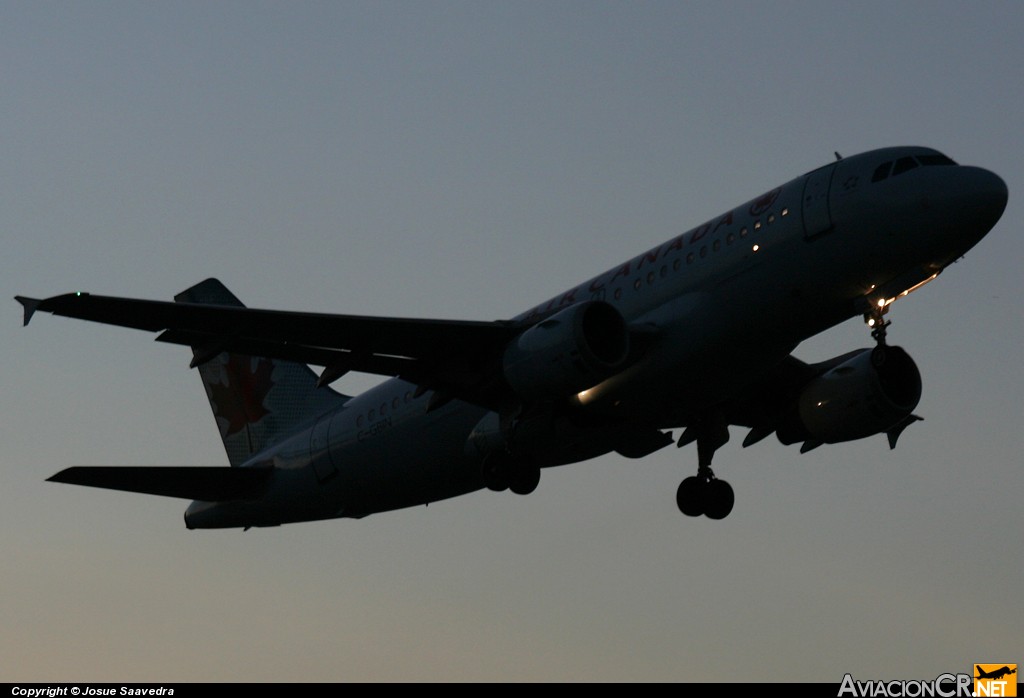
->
675;416;734;520
866;302;891;367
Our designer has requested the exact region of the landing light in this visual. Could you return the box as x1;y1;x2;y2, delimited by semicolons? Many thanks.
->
900;273;939;298
864;273;941;313
576;387;599;405
752;244;760;252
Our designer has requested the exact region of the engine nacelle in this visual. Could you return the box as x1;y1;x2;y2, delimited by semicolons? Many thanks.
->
778;346;922;445
503;301;630;401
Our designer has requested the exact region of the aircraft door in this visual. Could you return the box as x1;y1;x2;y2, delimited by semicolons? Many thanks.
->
802;163;837;238
310;415;337;482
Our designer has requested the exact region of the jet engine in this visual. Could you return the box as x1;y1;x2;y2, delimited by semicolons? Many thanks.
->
777;346;922;445
502;301;630;401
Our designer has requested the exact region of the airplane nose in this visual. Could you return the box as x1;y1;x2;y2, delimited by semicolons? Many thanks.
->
984;169;1008;219
923;166;1008;251
961;166;1008;232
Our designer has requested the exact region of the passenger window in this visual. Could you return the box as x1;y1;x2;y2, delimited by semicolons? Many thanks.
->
713;240;721;252
699;246;707;258
686;252;695;264
892;157;918;176
871;162;892;182
673;258;681;271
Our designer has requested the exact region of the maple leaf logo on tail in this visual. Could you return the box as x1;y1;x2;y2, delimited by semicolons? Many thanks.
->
208;355;275;437
176;278;349;469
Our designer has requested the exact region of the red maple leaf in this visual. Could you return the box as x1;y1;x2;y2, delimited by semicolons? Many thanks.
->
209;356;275;436
748;187;781;216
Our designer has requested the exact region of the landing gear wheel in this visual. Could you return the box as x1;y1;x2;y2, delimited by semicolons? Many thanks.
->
676;476;704;517
509;462;541;495
703;479;735;520
676;474;734;519
481;453;509;492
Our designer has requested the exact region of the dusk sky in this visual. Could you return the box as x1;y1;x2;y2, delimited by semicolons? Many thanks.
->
3;2;1022;681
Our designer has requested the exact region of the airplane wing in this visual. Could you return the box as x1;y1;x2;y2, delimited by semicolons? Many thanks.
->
16;282;525;409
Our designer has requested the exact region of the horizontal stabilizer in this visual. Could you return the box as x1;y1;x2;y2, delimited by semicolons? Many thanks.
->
48;466;272;501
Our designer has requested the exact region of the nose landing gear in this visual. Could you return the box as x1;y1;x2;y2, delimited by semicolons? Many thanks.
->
866;301;892;367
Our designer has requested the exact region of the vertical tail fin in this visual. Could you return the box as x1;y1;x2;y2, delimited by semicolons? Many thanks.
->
176;279;349;467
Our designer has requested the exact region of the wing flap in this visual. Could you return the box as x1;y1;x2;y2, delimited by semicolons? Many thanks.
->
154;328;421;378
48;466;272;501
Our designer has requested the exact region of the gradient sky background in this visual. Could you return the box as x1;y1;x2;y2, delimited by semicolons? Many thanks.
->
3;1;1022;682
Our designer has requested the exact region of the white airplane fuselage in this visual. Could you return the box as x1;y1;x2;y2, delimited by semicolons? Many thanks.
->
182;146;1007;528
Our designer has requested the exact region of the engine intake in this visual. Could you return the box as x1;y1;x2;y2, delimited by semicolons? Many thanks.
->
503;301;630;400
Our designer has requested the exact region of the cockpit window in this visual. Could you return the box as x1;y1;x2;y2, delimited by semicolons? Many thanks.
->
917;154;957;167
871;153;957;185
892;156;919;176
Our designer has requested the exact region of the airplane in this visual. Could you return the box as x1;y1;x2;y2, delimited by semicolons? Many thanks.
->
975;666;1017;681
16;146;1007;528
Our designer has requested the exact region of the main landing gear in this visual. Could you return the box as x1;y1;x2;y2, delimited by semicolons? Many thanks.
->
482;451;541;495
676;472;734;520
675;416;734;520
